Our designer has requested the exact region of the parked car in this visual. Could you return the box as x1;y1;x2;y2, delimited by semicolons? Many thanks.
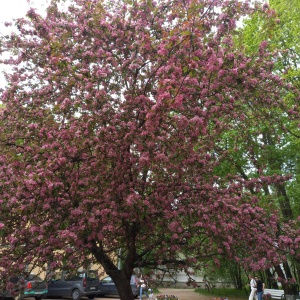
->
47;269;99;300
0;274;48;300
98;275;139;298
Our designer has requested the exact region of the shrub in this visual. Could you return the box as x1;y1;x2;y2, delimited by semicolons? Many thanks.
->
263;293;272;300
156;295;179;300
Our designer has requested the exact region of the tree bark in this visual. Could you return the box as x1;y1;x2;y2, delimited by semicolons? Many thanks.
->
90;241;136;300
108;269;135;300
265;269;278;289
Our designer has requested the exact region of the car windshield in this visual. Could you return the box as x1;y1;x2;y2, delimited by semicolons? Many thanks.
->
101;276;113;283
63;271;82;281
66;270;98;281
87;270;98;280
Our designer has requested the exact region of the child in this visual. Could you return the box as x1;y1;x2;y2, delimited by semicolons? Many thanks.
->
148;288;153;300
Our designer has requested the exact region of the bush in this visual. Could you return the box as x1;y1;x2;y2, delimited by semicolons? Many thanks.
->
263;293;272;300
156;295;179;300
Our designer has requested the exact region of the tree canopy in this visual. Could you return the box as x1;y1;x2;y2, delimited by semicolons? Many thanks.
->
233;0;300;290
0;0;300;299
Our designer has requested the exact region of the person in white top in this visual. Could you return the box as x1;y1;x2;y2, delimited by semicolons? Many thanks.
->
249;274;257;300
138;274;149;300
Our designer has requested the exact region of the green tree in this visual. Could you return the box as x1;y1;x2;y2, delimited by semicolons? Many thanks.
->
223;0;300;293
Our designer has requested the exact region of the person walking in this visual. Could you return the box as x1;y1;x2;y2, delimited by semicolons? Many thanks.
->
138;274;149;300
255;276;265;300
249;274;257;300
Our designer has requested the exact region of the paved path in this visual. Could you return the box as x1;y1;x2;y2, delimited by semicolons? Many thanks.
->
96;288;210;300
96;288;243;300
147;288;244;300
146;288;211;300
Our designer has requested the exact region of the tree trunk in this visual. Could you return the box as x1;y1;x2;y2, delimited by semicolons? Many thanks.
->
108;269;135;300
282;262;298;295
90;241;136;300
294;258;300;285
283;262;293;279
273;265;298;295
274;265;286;283
232;264;243;289
274;183;294;221
265;269;278;289
262;131;299;289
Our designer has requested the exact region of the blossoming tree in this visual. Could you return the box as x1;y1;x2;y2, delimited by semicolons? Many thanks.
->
0;0;299;299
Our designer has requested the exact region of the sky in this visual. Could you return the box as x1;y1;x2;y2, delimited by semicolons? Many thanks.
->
0;0;50;31
0;1;31;27
0;0;50;88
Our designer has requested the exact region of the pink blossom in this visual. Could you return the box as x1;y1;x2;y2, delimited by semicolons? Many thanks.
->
0;0;298;297
260;40;269;50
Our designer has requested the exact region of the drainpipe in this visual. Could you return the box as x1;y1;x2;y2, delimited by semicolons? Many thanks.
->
118;248;122;270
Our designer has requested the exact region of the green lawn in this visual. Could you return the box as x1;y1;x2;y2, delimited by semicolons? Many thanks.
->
195;287;249;299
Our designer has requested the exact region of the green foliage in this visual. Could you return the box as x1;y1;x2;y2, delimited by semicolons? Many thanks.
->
237;0;300;78
222;0;300;288
195;287;247;298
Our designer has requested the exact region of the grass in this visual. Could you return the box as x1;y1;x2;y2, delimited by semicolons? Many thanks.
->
195;287;249;299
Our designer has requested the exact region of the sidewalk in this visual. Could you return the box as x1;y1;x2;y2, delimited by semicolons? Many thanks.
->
153;288;212;300
152;288;245;300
